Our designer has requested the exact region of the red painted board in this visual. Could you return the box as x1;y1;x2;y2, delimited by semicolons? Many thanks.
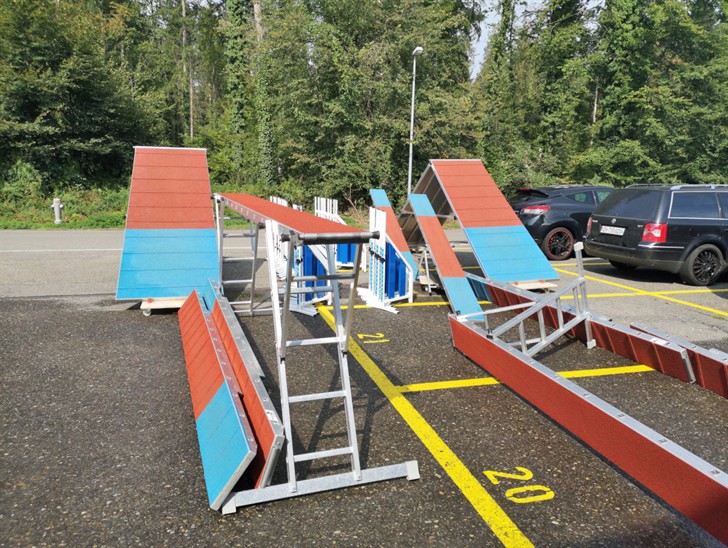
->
132;166;210;182
691;353;728;398
126;221;214;229
377;206;410;253
179;292;223;420
431;160;521;228
453;207;521;227
220;193;364;237
418;216;466;278
134;148;208;168
126;207;214;228
128;192;212;209
450;317;728;544
129;180;212;195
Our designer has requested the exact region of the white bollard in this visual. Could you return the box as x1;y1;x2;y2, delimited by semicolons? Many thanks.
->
51;197;64;224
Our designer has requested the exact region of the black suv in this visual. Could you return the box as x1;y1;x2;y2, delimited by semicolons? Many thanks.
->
509;185;614;260
585;185;728;286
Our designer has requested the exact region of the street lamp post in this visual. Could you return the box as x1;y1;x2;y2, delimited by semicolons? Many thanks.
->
407;46;424;197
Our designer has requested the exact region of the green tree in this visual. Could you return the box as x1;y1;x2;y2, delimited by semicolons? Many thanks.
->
0;0;159;191
573;0;727;185
240;0;482;207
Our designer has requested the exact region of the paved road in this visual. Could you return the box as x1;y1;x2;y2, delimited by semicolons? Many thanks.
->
1;229;726;546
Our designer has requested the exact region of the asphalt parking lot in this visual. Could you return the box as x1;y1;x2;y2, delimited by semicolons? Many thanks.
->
1;229;726;546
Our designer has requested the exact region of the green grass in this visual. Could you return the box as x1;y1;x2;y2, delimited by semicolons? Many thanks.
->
0;187;129;229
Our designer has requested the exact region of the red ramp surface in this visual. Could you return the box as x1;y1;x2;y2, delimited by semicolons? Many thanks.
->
126;147;214;229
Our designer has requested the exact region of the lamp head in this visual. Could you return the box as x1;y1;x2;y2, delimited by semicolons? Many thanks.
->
412;46;424;57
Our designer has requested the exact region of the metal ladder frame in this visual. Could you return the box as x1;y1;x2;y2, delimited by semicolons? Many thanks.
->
210;197;420;511
221;217;419;507
461;243;596;356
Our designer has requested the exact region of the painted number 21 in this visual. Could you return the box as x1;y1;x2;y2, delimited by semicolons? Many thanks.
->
357;333;389;344
483;466;555;504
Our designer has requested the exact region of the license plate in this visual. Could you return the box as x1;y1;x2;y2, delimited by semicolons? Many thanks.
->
600;225;625;236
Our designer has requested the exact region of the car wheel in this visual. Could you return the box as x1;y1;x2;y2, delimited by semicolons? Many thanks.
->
609;260;638;271
541;227;574;261
679;244;725;286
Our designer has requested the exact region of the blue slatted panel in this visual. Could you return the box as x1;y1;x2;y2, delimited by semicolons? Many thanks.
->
196;383;256;509
384;243;409;300
441;277;483;320
337;243;356;264
464;226;558;283
116;229;219;300
302;246;328;301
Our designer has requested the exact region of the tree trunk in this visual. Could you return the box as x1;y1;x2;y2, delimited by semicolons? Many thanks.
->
182;0;194;138
253;2;264;41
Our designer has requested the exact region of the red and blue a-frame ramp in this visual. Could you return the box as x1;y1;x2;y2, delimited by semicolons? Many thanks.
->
178;281;285;510
180;192;418;512
401;159;558;287
116;146;219;303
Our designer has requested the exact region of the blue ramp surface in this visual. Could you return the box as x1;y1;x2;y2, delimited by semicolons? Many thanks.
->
116;229;219;300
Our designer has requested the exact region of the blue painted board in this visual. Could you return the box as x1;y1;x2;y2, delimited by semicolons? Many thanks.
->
121;252;219;271
441;277;483;320
117;283;217;301
464;226;557;283
196;383;256;510
408;193;437;217
116;228;219;300
370;188;391;208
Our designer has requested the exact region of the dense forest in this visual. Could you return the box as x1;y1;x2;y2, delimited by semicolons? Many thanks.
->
0;0;726;221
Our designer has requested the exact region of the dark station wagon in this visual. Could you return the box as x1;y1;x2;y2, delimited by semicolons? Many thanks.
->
509;185;614;260
585;184;728;286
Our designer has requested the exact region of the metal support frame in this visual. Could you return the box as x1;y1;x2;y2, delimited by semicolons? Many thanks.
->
416;245;438;293
211;195;419;510
269;227;364;491
215;197;272;316
461;243;595;357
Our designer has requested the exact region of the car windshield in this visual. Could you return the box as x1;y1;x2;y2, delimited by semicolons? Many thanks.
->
510;188;549;204
595;188;661;218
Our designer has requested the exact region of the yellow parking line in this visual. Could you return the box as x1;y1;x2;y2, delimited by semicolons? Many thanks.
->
554;268;728;318
398;365;654;393
399;377;502;392
317;305;533;547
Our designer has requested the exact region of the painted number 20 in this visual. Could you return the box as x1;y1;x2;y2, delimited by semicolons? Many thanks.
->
483;466;555;504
